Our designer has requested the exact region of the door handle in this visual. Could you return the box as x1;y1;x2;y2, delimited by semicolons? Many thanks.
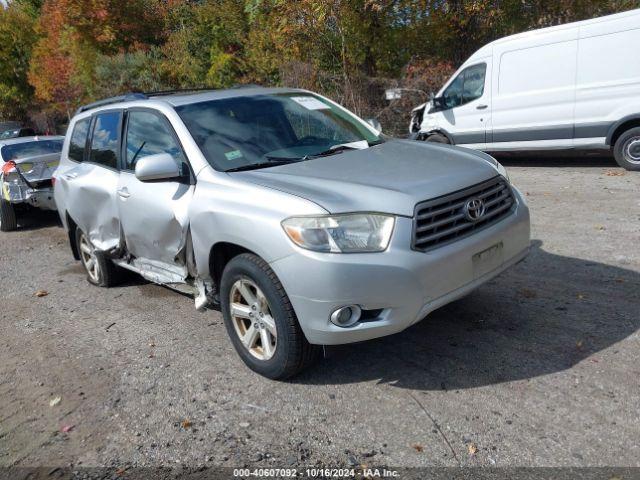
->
64;173;77;180
117;188;130;199
476;104;488;110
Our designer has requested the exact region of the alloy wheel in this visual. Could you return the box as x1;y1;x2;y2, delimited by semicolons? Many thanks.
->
78;232;100;283
229;278;277;361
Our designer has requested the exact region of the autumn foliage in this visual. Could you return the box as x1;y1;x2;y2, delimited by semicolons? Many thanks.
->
0;0;637;133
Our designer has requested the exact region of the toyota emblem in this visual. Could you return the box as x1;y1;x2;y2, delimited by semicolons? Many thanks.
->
464;198;485;221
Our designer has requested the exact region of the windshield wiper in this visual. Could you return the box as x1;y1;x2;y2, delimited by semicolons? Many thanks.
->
225;159;297;172
305;144;360;159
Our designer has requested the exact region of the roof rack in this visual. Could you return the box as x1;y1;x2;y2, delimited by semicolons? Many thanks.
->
75;93;148;114
74;84;266;115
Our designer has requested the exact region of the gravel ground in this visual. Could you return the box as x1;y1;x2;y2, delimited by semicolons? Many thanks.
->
1;156;639;471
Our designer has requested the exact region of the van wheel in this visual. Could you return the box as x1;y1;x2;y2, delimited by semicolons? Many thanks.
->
75;227;120;287
220;253;319;380
426;133;450;144
613;127;640;171
0;199;17;232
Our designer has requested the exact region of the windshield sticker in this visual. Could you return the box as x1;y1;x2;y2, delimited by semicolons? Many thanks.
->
290;96;330;110
224;150;243;161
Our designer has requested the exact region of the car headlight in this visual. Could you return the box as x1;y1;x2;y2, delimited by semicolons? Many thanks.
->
495;160;510;181
282;213;395;253
473;150;510;181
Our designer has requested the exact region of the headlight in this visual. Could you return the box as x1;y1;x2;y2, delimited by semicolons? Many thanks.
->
496;160;510;181
282;213;395;253
473;150;510;181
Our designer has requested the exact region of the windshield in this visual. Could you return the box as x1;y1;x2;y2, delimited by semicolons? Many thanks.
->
176;93;382;171
0;140;63;162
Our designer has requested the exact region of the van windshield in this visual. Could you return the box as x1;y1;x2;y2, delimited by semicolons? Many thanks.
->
176;93;383;172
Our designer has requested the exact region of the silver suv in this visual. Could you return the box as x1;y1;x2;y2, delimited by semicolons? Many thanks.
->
53;87;530;379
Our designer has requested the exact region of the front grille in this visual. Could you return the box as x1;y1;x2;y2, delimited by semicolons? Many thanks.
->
412;176;515;252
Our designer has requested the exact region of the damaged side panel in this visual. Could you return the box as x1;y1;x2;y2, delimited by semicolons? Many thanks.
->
59;162;121;251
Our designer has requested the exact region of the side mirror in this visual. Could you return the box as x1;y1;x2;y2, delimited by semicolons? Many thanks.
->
430;96;445;113
134;153;181;182
366;118;382;133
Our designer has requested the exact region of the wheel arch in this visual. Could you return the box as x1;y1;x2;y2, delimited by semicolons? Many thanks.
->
209;241;259;291
606;115;640;146
420;129;454;144
65;211;81;260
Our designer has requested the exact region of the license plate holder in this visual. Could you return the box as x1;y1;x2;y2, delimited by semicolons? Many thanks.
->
472;241;504;279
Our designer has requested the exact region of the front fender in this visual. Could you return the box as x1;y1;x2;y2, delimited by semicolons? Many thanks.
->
189;171;326;279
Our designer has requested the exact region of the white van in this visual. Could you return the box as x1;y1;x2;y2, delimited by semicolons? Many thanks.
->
409;9;640;170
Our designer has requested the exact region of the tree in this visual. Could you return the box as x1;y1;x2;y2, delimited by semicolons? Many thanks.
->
0;2;38;119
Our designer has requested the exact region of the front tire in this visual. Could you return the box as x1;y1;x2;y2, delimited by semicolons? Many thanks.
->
220;253;318;380
0;199;17;232
75;227;120;287
613;126;640;171
425;133;450;144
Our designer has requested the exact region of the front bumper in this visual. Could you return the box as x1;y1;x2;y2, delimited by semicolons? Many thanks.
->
270;188;531;345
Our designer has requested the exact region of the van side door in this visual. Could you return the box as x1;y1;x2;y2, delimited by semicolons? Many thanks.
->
424;60;491;149
488;29;578;150
57;111;123;251
116;109;195;283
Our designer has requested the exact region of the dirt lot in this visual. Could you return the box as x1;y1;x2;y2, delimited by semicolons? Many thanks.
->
1;156;639;471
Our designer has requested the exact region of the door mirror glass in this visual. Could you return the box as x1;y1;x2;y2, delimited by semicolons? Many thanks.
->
366;118;382;133
134;153;181;182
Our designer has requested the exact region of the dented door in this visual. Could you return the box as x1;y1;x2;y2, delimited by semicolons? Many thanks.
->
62;112;123;251
117;109;194;269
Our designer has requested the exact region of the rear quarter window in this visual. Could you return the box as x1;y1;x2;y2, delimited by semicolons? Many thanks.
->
68;118;91;162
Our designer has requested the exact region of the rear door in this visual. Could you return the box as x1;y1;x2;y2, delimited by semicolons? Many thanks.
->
116;109;195;279
58;111;123;251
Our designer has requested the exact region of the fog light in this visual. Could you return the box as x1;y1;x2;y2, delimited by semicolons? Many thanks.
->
330;305;361;328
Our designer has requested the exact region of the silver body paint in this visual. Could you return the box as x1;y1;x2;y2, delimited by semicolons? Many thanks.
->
0;136;64;211
54;88;530;345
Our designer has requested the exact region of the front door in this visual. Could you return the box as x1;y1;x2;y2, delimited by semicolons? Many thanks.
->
116;109;195;279
425;60;491;149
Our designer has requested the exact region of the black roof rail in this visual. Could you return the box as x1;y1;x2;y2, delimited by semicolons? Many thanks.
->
144;87;218;97
75;92;148;115
74;84;267;116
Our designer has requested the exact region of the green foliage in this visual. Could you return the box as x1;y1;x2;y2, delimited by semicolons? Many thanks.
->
0;2;37;119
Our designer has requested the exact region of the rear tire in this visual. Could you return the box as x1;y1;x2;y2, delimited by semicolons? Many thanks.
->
75;227;120;287
0;199;17;232
425;133;450;144
613;126;640;171
220;253;319;380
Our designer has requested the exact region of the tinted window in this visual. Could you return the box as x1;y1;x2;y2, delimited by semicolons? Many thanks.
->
69;118;90;162
177;93;381;172
125;111;185;171
442;63;486;109
0;139;63;162
89;112;121;169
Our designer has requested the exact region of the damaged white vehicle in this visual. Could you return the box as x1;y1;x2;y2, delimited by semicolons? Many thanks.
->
54;87;530;379
0;136;64;231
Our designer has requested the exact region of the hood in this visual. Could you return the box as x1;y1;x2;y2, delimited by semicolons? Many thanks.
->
232;140;500;217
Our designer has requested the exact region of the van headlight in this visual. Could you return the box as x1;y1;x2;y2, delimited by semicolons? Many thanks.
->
282;213;395;253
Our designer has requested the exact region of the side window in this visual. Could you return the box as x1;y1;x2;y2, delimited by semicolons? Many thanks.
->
125;110;185;171
68;118;91;162
443;73;464;109
89;112;121;169
442;63;486;109
463;63;486;103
